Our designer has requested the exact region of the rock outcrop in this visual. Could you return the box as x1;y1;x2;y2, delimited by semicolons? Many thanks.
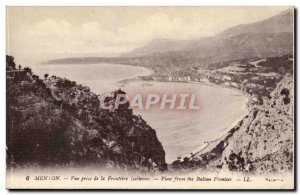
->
6;55;165;171
205;75;294;174
170;75;294;174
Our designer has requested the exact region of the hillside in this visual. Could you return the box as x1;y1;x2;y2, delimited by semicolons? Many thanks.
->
121;8;293;67
46;9;294;69
213;75;294;173
132;32;292;67
171;75;294;174
6;55;166;170
121;38;194;57
217;9;293;38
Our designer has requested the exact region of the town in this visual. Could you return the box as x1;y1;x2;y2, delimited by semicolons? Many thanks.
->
136;54;293;106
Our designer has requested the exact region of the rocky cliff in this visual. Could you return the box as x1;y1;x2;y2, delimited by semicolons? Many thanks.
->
202;75;294;174
217;75;294;173
170;75;294;174
6;55;165;170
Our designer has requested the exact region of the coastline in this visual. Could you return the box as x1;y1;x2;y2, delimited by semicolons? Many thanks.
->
116;68;251;162
191;112;247;158
38;62;251;163
186;80;252;158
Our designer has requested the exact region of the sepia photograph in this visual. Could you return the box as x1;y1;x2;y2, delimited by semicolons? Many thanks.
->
5;6;295;190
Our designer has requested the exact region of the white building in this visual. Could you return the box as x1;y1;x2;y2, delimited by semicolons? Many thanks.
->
222;75;232;81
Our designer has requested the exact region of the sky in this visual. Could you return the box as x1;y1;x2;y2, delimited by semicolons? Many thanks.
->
6;6;290;63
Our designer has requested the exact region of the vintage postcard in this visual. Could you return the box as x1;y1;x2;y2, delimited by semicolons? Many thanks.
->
6;6;294;189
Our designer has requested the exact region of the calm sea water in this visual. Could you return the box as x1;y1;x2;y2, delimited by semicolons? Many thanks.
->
32;63;152;94
33;63;248;163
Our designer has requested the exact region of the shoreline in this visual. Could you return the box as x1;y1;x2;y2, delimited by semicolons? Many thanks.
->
116;69;251;162
39;62;251;164
191;111;247;158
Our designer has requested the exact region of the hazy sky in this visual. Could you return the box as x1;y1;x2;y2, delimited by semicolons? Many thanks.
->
7;7;289;63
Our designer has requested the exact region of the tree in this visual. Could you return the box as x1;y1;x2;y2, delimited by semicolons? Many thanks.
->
6;55;16;70
24;67;32;74
44;74;49;79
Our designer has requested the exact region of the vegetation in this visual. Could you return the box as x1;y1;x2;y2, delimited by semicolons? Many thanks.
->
6;55;166;170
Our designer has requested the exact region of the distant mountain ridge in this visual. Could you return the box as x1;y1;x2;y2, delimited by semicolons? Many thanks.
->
216;9;293;38
121;38;194;57
121;9;293;64
46;8;294;68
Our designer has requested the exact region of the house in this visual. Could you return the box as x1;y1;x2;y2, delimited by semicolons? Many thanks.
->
224;82;230;86
231;82;239;88
222;75;232;81
200;78;209;83
251;94;259;102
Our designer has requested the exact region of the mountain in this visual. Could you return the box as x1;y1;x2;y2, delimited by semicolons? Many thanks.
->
6;55;166;169
46;9;294;69
121;38;193;57
217;9;293;38
121;9;293;66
